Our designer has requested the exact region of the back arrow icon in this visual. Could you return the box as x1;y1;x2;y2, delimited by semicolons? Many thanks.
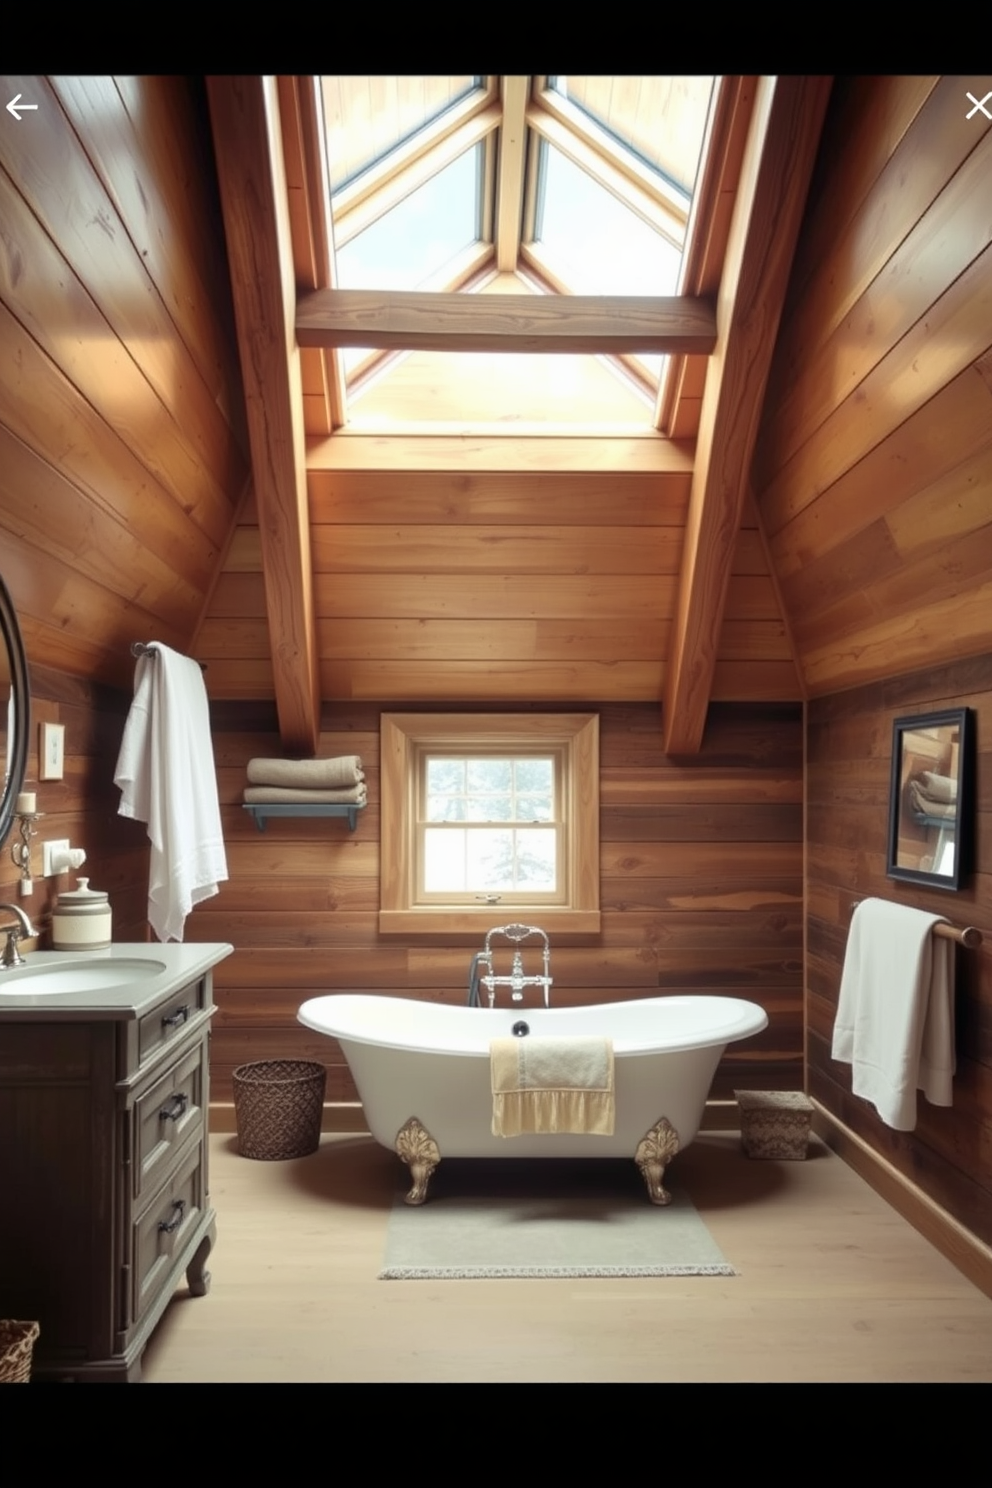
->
7;95;39;121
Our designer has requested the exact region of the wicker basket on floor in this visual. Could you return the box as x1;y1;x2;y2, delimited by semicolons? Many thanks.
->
0;1321;40;1383
233;1059;327;1160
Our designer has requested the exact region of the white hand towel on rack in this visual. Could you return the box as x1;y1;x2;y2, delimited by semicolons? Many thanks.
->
115;644;228;942
831;897;955;1131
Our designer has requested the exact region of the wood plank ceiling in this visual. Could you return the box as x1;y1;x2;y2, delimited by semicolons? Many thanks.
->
204;75;829;754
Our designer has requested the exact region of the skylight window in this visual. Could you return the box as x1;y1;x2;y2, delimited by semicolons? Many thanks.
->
336;144;483;292
323;76;481;193
532;141;682;297
318;75;721;411
548;76;713;197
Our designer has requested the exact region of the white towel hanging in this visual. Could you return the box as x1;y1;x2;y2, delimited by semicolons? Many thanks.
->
831;897;955;1131
115;642;228;942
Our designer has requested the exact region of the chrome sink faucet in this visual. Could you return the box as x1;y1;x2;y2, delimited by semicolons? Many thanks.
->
0;903;38;970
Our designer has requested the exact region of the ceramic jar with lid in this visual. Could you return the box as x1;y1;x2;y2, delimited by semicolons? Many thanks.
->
52;877;112;951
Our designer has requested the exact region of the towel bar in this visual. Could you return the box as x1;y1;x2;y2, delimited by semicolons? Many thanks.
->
850;900;982;948
131;641;207;672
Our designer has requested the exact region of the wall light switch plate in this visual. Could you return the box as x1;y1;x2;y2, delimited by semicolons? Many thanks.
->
39;721;65;781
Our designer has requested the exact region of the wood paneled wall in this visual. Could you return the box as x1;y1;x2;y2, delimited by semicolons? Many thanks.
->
807;653;992;1246
753;75;992;696
0;75;247;688
0;666;149;941
191;700;804;1108
198;452;800;707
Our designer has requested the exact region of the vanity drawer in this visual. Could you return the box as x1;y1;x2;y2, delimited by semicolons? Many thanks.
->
129;1137;205;1328
133;1041;206;1204
138;977;209;1063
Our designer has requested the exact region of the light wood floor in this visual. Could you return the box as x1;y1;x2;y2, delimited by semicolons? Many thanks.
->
141;1131;992;1383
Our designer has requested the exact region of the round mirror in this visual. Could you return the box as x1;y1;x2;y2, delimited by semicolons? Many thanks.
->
0;573;30;852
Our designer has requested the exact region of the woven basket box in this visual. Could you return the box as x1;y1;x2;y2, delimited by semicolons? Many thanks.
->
735;1090;814;1160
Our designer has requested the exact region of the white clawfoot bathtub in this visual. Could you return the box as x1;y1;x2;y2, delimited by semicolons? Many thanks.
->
298;993;768;1202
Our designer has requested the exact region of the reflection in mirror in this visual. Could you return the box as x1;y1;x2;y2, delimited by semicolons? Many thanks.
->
887;708;972;892
0;573;31;854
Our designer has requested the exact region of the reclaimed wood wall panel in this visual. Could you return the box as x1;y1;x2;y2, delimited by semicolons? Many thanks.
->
0;666;150;943
194;700;803;1105
201;450;799;705
0;75;246;688
753;76;992;698
806;653;992;1247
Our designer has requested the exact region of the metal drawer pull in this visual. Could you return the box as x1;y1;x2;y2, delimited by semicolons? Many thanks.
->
158;1199;186;1235
159;1093;188;1123
162;1004;190;1029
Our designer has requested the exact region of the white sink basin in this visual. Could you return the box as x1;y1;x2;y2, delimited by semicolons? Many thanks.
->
0;957;167;994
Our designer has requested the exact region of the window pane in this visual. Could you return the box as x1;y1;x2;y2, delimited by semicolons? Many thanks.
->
336;144;482;292
424;827;466;891
427;794;466;822
514;829;557;888
514;758;553;793
549;76;714;197
466;829;516;890
323;76;481;194
427;758;465;792
534;142;682;296
517;795;553;822
467;795;513;822
425;825;557;893
467;758;512;792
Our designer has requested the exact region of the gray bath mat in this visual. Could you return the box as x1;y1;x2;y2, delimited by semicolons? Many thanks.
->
379;1158;735;1279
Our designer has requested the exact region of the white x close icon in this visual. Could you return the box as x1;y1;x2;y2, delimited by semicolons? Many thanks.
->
965;91;992;120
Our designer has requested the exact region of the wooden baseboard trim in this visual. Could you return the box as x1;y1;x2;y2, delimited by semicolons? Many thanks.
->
701;1099;741;1131
811;1099;992;1302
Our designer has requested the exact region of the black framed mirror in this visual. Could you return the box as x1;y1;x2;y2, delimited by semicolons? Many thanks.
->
0;572;31;853
887;708;973;892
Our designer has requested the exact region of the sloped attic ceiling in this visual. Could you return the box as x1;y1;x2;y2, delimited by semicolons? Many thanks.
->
204;75;831;754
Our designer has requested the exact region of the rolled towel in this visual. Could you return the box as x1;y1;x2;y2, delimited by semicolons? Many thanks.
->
491;1036;615;1137
243;784;367;805
908;780;956;821
918;770;957;804
247;756;364;790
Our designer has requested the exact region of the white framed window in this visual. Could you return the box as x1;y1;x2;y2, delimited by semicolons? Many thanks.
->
379;713;600;935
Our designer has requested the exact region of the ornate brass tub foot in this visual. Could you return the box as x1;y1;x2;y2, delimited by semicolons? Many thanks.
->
634;1117;681;1205
395;1116;440;1205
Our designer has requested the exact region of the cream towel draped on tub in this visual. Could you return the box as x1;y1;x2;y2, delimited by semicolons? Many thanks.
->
115;643;228;943
831;897;955;1132
491;1037;615;1137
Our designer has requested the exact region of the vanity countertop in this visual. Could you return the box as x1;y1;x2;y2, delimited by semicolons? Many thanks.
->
0;942;233;1018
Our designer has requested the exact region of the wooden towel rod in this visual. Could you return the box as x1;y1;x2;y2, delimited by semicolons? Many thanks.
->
851;900;982;949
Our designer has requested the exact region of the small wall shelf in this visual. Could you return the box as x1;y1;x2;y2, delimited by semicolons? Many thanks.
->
243;803;364;833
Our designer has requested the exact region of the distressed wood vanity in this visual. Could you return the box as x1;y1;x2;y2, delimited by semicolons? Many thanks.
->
0;943;232;1382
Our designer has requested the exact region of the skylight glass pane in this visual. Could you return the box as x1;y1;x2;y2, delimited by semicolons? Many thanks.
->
323;76;481;193
534;142;682;296
550;76;713;197
336;144;482;293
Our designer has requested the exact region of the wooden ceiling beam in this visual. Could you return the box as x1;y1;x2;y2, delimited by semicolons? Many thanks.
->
296;289;716;354
277;75;346;432
207;75;320;754
495;76;529;271
662;75;832;755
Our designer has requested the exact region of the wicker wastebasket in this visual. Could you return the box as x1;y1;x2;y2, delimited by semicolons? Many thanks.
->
735;1089;814;1160
0;1321;39;1383
232;1060;327;1160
